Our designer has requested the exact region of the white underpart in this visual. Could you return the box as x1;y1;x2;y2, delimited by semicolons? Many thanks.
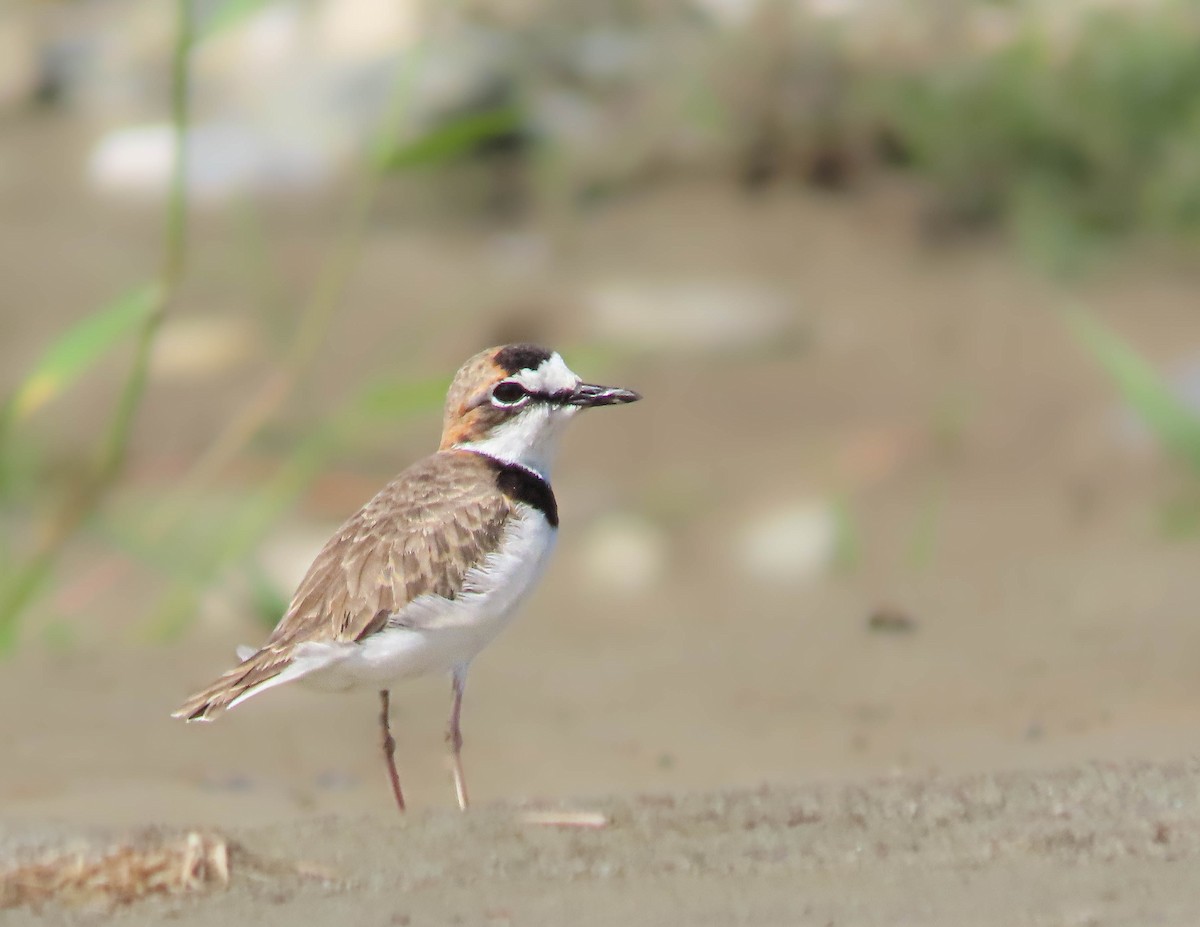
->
226;506;557;706
457;351;583;479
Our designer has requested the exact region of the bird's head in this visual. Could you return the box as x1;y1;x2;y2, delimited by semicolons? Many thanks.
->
440;343;640;477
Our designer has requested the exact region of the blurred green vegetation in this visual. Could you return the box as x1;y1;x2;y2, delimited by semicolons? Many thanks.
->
0;0;193;650
4;0;1200;650
0;0;463;651
0;1;610;652
1067;309;1200;477
869;6;1200;269
1067;307;1200;538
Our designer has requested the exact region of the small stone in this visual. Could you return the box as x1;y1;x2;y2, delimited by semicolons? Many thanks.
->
579;514;668;594
150;316;258;381
584;279;800;355
738;500;838;583
867;605;917;634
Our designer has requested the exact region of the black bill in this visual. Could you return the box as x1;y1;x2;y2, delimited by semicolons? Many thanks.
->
566;383;642;407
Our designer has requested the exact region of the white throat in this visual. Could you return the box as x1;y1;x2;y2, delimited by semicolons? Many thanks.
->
456;403;577;480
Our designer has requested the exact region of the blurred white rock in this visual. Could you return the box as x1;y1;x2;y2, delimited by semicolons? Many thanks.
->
579;513;668;595
82;1;459;204
738;500;838;584
197;6;508;146
65;1;694;203
314;0;421;62
584;279;798;354
149;315;258;382
195;3;306;87
87;121;340;203
570;29;646;84
690;0;867;28
195;0;421;94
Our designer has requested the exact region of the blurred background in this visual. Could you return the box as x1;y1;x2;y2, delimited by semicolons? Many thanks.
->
2;0;1200;827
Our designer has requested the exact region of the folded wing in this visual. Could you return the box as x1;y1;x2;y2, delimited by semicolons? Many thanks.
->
173;451;514;721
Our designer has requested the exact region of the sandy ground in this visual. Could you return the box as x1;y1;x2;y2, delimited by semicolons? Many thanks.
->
5;116;1200;922
5;758;1200;926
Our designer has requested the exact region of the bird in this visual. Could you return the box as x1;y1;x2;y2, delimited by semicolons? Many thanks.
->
174;344;640;812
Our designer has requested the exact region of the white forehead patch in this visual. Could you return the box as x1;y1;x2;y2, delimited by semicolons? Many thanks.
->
513;352;580;395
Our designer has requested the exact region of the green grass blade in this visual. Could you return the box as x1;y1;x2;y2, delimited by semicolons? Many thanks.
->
1065;307;1200;474
906;479;945;569
377;106;522;171
5;283;159;424
832;494;861;572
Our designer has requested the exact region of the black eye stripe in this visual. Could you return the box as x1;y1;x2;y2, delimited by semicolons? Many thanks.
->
521;389;575;405
491;383;575;407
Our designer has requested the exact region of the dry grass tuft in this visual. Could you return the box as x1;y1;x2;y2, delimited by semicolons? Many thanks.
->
0;830;230;911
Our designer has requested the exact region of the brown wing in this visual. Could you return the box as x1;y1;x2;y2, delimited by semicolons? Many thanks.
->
174;451;513;720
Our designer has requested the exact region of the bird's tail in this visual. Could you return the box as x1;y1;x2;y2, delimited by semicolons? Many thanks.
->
172;648;292;722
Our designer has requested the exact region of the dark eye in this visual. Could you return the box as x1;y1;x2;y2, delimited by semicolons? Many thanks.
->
491;381;527;406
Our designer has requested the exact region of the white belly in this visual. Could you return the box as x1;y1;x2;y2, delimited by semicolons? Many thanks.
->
298;509;556;690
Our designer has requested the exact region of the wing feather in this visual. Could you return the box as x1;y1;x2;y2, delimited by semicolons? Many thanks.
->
174;450;514;720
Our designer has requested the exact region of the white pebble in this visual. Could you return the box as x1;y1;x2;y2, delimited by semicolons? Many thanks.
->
579;514;668;595
738;500;839;583
584;279;798;354
150;316;258;381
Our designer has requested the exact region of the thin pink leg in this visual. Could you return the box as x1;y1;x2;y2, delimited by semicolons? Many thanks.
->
447;667;469;811
379;689;405;813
